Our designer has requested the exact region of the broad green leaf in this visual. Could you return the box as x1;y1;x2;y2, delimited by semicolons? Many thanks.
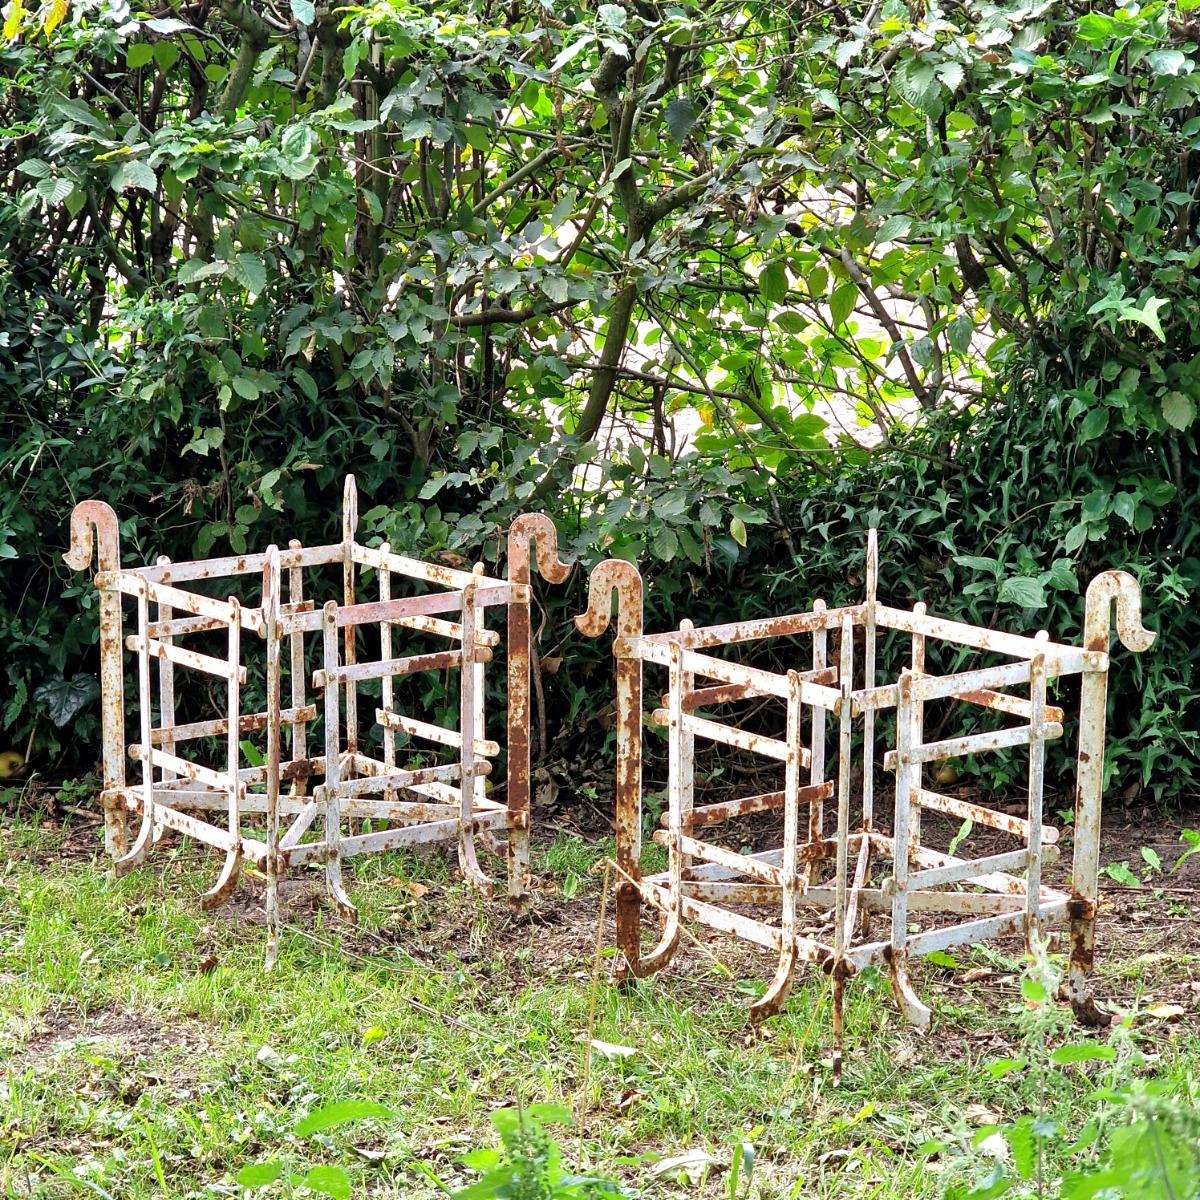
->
294;1100;392;1136
113;159;157;194
829;281;857;327
235;253;267;295
758;260;788;305
1050;1043;1117;1065
127;43;154;68
998;576;1045;609
304;1165;351;1200
1162;390;1195;430
36;177;73;206
664;97;698;143
290;0;314;23
948;315;973;354
236;1161;283;1187
1078;407;1109;442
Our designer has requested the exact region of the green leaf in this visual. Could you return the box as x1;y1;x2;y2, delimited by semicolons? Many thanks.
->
758;260;788;305
1021;976;1048;1004
1162;391;1195;431
998;576;1046;609
235;253;267;295
290;0;315;22
236;1161;283;1187
304;1165;351;1200
177;259;226;286
875;214;911;243
113;159;157;194
1111;492;1137;526
1140;845;1162;874
126;43;154;68
1147;48;1188;76
36;177;73;206
1078;407;1109;442
730;516;747;547
294;1100;392;1136
652;525;679;560
948;315;973;354
34;673;100;726
829;281;857;327
1049;1043;1117;1065
293;367;319;402
664;97;698;143
892;58;940;114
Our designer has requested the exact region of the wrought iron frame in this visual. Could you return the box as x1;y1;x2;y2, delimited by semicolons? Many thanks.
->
577;533;1154;1065
65;477;568;962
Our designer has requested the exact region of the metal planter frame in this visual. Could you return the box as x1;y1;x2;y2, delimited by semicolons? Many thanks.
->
576;533;1155;1062
65;477;568;961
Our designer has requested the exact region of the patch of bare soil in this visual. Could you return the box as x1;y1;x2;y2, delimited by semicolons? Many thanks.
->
7;1002;213;1087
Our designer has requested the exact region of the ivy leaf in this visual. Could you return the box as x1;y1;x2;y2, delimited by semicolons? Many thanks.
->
1161;390;1195;430
664;97;698;143
34;673;100;726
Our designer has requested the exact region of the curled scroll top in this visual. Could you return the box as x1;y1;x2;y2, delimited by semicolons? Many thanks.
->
64;500;121;573
508;513;571;585
575;558;643;639
1084;570;1156;654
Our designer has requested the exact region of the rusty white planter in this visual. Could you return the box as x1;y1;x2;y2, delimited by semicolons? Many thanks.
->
65;477;568;963
577;533;1154;1069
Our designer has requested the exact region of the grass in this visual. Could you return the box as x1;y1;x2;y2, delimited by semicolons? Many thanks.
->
1;814;1197;1199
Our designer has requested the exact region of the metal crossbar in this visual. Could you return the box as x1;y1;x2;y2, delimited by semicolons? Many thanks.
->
576;533;1156;1070
65;478;569;963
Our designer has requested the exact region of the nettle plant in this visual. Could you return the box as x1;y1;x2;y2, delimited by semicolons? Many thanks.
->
941;942;1200;1200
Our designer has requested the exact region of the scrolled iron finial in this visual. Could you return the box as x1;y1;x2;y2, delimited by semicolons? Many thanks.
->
574;559;643;640
1083;570;1157;655
64;500;121;574
508;514;571;586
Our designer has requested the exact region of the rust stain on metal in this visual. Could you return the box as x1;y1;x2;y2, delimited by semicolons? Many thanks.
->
65;477;566;959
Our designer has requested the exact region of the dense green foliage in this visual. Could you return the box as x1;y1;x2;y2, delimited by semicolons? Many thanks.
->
1;0;1196;795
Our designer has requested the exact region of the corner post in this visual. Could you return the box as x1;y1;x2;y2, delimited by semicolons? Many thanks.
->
1070;571;1155;1025
64;501;126;857
505;515;570;906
